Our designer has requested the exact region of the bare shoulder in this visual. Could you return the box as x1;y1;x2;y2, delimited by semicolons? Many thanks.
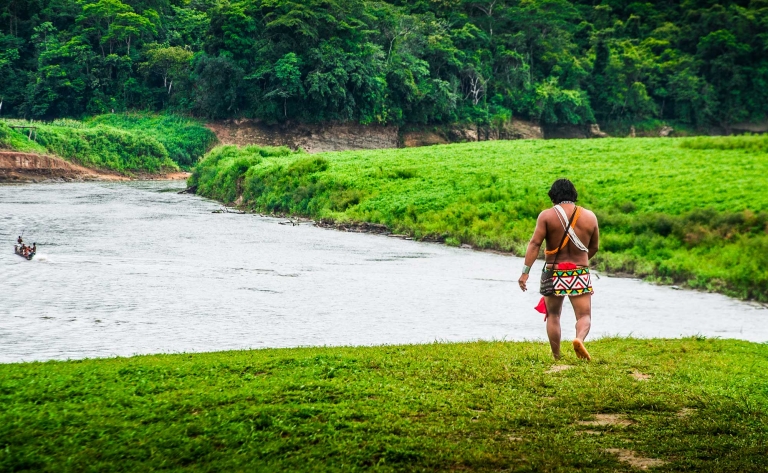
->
538;208;555;223
579;207;599;223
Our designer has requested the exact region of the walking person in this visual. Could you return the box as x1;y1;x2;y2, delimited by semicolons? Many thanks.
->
518;179;600;360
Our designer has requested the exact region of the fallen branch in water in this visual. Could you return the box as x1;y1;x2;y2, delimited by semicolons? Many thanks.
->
316;219;390;234
212;206;245;214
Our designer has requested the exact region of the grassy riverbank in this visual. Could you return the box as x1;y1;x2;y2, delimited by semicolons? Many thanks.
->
189;136;768;301
86;114;218;169
0;114;216;174
1;339;765;471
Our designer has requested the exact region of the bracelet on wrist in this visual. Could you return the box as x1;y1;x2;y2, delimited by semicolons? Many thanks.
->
522;264;531;274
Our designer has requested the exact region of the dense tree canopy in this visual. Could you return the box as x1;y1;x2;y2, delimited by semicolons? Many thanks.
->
1;0;767;127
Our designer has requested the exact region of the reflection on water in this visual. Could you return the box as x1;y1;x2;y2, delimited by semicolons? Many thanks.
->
0;181;765;363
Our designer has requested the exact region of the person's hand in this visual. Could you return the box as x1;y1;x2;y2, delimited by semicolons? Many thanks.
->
518;273;529;292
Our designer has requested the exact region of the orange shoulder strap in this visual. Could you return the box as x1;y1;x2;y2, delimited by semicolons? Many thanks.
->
544;206;581;256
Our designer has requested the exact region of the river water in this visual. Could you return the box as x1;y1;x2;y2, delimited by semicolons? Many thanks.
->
1;181;765;363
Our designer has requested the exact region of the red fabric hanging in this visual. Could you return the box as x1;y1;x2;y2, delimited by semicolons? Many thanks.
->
534;263;578;320
534;297;547;320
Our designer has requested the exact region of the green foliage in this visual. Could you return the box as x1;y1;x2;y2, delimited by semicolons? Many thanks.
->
139;44;193;97
264;52;305;117
1;113;214;172
87;114;217;167
2;0;767;127
34;124;177;173
680;134;768;153
192;138;768;300
0;122;47;153
1;339;767;471
189;144;312;206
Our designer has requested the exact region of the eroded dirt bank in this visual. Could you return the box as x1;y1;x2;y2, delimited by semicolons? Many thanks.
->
206;119;547;153
206;119;768;152
206;120;400;153
0;152;188;183
0;152;119;182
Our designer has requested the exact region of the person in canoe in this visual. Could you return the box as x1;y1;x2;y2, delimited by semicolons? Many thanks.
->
13;237;37;260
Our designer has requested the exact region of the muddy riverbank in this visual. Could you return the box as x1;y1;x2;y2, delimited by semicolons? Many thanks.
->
0;152;189;182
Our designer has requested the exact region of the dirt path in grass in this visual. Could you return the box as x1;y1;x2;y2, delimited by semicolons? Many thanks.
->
0;152;188;182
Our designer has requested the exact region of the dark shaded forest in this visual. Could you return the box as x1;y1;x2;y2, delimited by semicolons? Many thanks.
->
1;0;766;127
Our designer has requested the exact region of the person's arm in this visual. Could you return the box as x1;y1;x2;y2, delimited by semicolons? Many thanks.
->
588;213;599;260
518;211;548;292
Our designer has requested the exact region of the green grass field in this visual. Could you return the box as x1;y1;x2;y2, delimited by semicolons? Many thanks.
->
0;114;217;174
190;136;768;300
1;339;765;471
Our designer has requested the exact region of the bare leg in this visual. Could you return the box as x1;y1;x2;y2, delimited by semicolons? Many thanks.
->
544;296;565;359
569;293;592;341
569;293;592;360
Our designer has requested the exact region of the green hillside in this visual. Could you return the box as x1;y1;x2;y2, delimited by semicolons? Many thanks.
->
0;114;216;173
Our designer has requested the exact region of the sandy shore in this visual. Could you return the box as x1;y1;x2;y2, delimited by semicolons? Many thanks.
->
0;152;189;183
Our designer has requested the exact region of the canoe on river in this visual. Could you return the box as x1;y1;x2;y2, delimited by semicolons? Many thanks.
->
14;246;35;260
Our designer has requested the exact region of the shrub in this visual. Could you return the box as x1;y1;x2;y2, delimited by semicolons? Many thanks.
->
0;122;47;153
35;125;177;173
189;145;308;205
87;114;218;168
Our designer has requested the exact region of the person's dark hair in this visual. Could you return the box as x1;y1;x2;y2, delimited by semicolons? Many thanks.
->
548;178;578;204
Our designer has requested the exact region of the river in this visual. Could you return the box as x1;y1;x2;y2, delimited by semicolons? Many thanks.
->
1;181;765;363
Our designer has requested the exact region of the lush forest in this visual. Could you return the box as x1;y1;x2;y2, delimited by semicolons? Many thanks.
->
1;0;767;128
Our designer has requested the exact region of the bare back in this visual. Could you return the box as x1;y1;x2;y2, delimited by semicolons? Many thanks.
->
531;203;599;266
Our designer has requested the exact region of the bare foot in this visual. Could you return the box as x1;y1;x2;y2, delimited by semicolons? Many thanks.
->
573;339;591;361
